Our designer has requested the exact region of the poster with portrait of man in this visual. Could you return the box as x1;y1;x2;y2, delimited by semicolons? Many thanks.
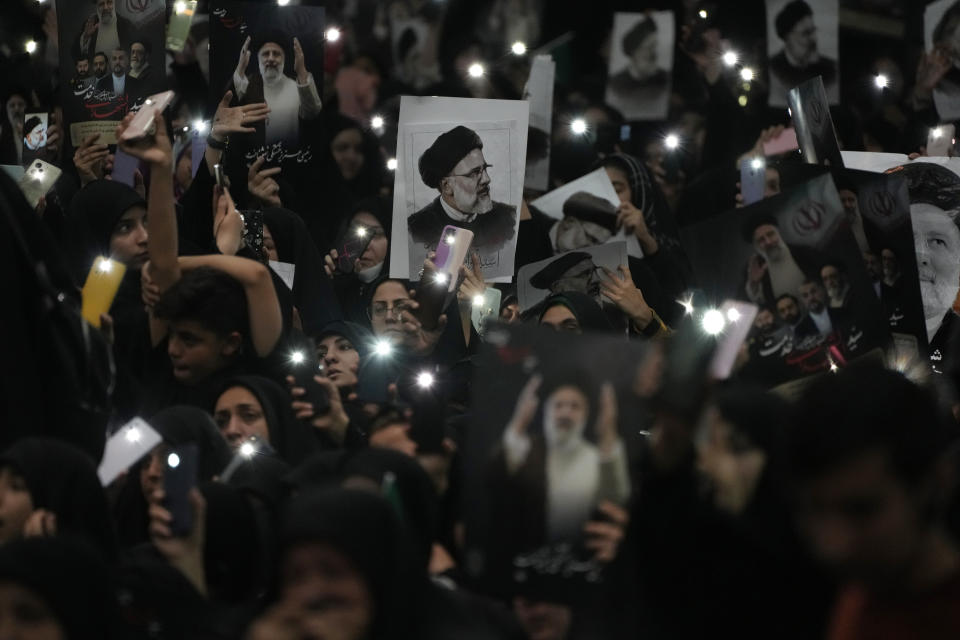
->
463;324;649;601
390;96;529;283
680;173;890;386
20;113;48;166
765;0;839;107
209;1;324;166
391;17;443;92
924;0;960;121
523;55;555;192
56;0;167;151
531;168;644;259
604;11;674;121
518;241;628;314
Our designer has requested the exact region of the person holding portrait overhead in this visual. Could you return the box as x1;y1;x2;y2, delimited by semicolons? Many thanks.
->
769;0;837;93
409;125;517;252
606;17;669;111
72;0;137;65
231;32;322;146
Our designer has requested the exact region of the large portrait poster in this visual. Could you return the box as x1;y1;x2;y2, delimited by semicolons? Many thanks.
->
209;1;325;167
680;173;890;386
389;96;529;283
604;11;674;121
765;0;839;107
924;0;960;121
57;0;167;151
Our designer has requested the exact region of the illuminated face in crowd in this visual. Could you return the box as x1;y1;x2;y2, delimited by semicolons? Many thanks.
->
76;59;90;78
214;386;270;449
776;296;801;325
799;281;827;314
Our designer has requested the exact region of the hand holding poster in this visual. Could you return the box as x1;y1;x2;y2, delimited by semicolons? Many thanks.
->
518;242;628;314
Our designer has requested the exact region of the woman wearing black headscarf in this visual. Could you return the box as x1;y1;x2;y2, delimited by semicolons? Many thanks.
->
214;375;318;465
263;207;342;334
0;438;117;559
536;288;671;338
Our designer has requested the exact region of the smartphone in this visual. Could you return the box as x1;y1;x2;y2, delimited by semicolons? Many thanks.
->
289;337;330;417
762;127;799;156
120;90;175;142
213;163;227;188
416;226;475;331
356;354;400;404
111;149;139;187
240;209;265;258
97;417;163;486
165;0;197;52
17;160;62;209
927;124;956;157
336;223;375;274
662;149;682;183
81;256;127;328
163;443;199;537
709;299;759;380
740;156;766;206
471;287;502;336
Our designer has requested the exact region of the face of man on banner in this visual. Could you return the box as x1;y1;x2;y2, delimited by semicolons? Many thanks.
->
130;42;148;74
93;53;108;78
543;385;590;451
442;149;494;215
111;48;128;77
912;203;960;324
259;42;285;83
97;0;116;26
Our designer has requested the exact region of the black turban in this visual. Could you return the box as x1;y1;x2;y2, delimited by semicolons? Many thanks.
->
622;17;658;56
741;211;780;243
561;191;618;231
775;0;813;40
253;30;291;61
418;125;483;189
23;116;42;136
530;252;593;289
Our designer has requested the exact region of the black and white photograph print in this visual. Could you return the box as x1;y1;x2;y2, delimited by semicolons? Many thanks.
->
20;113;48;166
390;96;529;283
765;0;839;107
518;241;629;313
604;11;674;121
924;0;960;121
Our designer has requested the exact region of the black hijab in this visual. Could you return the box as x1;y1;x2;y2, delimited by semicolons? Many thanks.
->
263;207;343;334
0;438;117;558
537;291;615;332
150;405;234;480
218;375;319;465
199;480;266;604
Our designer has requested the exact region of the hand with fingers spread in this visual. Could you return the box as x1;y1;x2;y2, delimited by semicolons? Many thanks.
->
248;156;282;207
211;90;269;142
289;374;351;444
323;249;340;277
293;37;309;84
616;201;658;254
148;487;208;597
915;47;952;104
22;509;57;539
213;185;244;255
583;501;629;564
403;284;448;356
234;36;253;89
507;374;542;438
73;132;111;185
599;264;655;330
116;109;173;169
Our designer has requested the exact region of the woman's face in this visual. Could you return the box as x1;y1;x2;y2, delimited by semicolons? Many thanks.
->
0;468;33;544
175;144;193;193
109;206;149;269
0;583;66;640
540;304;580;333
351;212;387;270
318;335;360;389
214;386;271;450
263;225;279;262
332;128;365;181
911;203;960;322
139;444;167;502
281;543;373;640
604;165;632;205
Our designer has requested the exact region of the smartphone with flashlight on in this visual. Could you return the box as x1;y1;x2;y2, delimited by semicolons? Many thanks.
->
163;443;199;537
739;156;767;206
927;124;955;157
289;337;330;417
357;354;401;405
120;90;175;142
336;222;375;274
416;226;475;331
81;256;127;328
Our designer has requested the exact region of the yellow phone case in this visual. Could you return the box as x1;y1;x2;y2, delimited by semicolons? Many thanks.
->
81;257;126;328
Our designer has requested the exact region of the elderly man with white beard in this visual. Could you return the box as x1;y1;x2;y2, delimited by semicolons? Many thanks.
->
409;125;517;253
231;33;322;146
72;0;136;66
741;212;826;308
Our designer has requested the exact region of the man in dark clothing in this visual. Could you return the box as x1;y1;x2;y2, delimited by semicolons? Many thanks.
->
408;125;517;253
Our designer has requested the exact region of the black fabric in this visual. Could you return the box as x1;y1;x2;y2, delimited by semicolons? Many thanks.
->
418;125;484;188
0;438;117;558
199;481;266;604
149;405;233;480
538;291;615;332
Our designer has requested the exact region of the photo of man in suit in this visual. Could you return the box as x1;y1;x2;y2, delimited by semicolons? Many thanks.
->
95;47;141;101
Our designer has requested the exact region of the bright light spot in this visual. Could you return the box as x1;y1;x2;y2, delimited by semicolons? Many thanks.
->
699;9;708;18
386;158;397;170
472;295;485;307
325;27;341;42
355;226;367;237
511;41;527;55
738;95;748;107
468;62;485;78
125;427;141;443
434;272;449;285
829;360;839;373
722;51;738;67
701;309;726;335
740;67;754;81
167;453;180;468
289;350;305;365
25;40;37;54
97;257;113;273
726;307;742;322
874;74;889;89
370;115;384;130
174;1;187;13
750;157;764;170
239;442;256;457
277;0;289;4
192;119;208;134
416;371;435;388
931;127;943;139
570;118;587;135
444;234;456;245
664;133;680;150
374;339;393;357
677;295;695;315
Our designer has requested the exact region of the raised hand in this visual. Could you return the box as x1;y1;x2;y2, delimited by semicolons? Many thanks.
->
507;373;542;437
73;132;110;185
234;36;252;81
148;487;208;596
289;374;350;444
22;509;56;538
293;37;308;84
247;156;282;207
116;109;173;169
600;264;655;329
583;501;629;563
747;254;768;286
211;91;269;140
616;201;658;254
213;185;244;256
457;252;486;304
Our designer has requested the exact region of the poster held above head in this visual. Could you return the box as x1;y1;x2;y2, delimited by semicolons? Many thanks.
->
518;241;629;315
680;173;890;387
924;0;960;122
523;55;555;192
389;96;529;283
788;75;844;168
766;0;839;107
604;11;674;121
56;0;167;154
21;113;48;167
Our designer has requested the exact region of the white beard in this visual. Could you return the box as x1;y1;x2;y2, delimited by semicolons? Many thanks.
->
261;65;282;85
451;179;493;215
543;414;587;454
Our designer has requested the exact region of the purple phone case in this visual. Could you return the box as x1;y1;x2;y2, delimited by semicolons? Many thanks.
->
190;132;206;179
111;150;139;187
435;225;455;268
